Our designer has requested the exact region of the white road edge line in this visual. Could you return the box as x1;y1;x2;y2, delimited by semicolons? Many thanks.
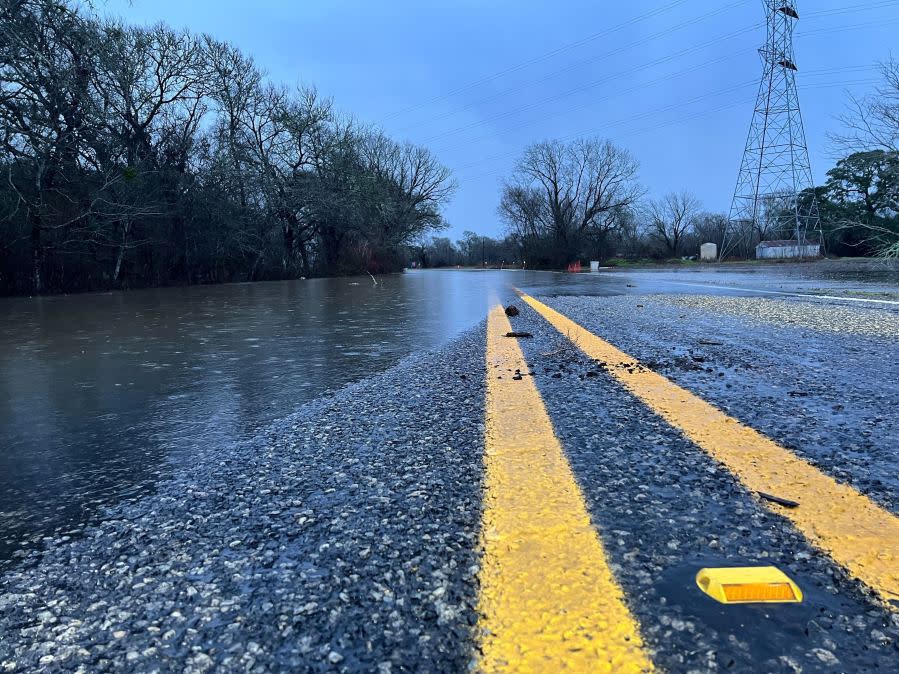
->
667;281;899;306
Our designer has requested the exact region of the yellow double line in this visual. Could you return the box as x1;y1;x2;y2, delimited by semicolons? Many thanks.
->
477;296;899;672
479;305;653;672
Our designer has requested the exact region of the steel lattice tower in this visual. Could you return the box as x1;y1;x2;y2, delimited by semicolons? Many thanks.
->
724;1;820;258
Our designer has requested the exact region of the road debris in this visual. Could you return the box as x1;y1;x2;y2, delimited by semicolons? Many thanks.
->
757;492;800;509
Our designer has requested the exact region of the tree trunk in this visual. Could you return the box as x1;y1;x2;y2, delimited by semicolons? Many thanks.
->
298;239;311;276
113;220;131;283
282;223;295;275
29;209;43;294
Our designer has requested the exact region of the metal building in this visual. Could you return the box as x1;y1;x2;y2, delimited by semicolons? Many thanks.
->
756;239;822;259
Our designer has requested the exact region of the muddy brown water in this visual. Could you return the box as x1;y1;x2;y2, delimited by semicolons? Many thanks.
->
2;262;895;565
0;270;574;565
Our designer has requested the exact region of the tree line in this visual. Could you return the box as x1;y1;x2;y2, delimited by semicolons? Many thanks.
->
494;60;899;267
411;231;521;269
4;1;896;293
0;0;454;295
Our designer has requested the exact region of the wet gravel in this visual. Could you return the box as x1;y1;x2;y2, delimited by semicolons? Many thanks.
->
0;327;487;673
509;300;899;672
542;293;899;515
663;295;899;339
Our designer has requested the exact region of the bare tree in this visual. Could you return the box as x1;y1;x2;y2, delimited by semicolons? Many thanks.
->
501;137;641;266
692;212;729;253
243;85;333;277
0;0;98;291
832;58;899;154
90;22;209;281
0;0;457;293
499;184;545;253
826;62;899;257
203;36;260;210
359;131;455;246
645;191;701;257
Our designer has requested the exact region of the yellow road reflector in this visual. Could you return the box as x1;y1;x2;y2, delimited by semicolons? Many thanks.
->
479;305;654;672
696;567;803;604
518;292;899;606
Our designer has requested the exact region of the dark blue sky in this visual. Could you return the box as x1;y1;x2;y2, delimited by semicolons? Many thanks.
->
104;0;899;240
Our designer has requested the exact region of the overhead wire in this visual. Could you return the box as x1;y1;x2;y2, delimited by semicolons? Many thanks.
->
379;0;694;122
429;59;880;157
367;1;899;207
392;0;749;135
383;0;899;135
454;76;882;186
414;9;899;147
447;64;882;174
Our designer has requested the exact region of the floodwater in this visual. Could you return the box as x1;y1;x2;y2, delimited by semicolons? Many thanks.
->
0;270;552;564
1;263;896;565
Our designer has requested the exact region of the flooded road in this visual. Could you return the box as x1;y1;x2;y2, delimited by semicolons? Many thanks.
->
0;270;535;564
1;262;896;566
1;262;898;673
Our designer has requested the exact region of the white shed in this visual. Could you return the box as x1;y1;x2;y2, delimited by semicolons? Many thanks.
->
756;240;822;259
700;243;718;261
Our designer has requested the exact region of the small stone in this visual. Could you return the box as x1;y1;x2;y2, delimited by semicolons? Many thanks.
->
810;648;839;666
188;653;214;673
328;651;344;664
777;656;802;673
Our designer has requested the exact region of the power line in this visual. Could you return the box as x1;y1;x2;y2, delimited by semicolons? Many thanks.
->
447;65;879;174
384;0;899;136
380;0;693;122
423;13;899;160
431;59;878;157
454;77;880;186
413;10;899;148
393;0;749;135
429;49;755;156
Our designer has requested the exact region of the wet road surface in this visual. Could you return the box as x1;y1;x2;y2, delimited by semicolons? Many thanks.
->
7;261;893;569
0;270;542;565
1;260;898;672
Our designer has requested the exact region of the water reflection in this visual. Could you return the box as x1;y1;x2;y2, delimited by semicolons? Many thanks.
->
1;263;894;564
0;270;551;563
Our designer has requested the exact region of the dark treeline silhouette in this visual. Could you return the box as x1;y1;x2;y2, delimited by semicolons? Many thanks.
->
0;0;454;295
413;231;521;269
498;138;898;267
494;136;729;264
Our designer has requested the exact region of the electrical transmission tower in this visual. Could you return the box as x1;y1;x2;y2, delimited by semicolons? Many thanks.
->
724;0;820;258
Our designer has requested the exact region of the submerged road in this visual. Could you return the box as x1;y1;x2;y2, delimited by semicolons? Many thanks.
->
1;265;898;672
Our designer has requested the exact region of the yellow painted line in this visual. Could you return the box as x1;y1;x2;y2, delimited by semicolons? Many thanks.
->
519;292;899;605
478;305;653;673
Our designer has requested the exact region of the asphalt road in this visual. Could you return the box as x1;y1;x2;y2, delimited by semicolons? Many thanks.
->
1;264;898;673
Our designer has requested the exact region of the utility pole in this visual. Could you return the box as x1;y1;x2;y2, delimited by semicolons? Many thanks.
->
723;1;821;259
